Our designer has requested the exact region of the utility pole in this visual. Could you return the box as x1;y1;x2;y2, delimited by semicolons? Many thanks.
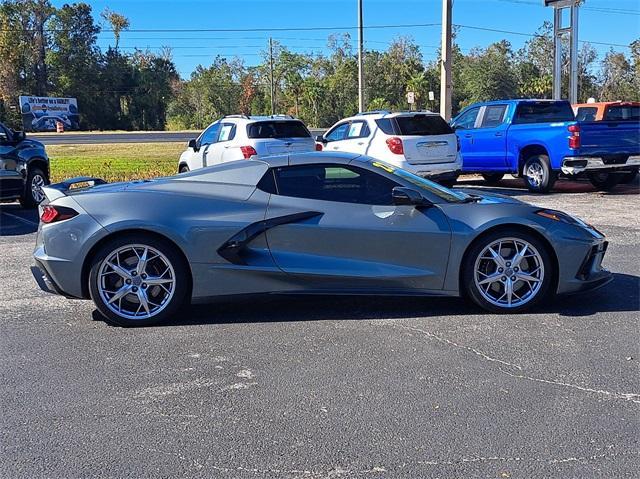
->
357;0;365;112
440;0;453;121
269;37;275;115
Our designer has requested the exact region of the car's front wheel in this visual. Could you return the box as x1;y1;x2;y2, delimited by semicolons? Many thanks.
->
462;230;554;313
88;234;189;327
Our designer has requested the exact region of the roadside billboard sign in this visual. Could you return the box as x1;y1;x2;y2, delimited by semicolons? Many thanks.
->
19;96;79;132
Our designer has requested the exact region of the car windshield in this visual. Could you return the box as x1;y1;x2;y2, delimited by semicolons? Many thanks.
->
247;121;311;139
369;160;469;203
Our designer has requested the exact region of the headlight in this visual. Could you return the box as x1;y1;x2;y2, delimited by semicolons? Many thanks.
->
535;209;591;229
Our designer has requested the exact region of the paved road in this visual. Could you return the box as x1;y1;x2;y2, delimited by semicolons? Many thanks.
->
31;130;327;145
1;178;638;478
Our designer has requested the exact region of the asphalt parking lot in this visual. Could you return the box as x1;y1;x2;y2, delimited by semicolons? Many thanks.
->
1;177;638;478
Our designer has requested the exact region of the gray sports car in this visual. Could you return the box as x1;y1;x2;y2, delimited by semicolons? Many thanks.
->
32;152;611;327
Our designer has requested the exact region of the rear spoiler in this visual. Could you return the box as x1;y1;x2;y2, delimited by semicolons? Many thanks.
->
42;176;107;202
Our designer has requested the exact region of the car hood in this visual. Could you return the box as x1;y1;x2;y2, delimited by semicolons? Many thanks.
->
457;188;526;205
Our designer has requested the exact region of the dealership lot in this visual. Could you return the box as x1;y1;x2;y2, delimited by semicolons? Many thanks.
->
1;178;638;478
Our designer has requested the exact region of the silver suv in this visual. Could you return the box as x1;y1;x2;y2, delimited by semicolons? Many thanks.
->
178;115;317;172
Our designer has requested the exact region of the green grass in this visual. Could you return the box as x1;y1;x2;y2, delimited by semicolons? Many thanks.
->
48;142;185;183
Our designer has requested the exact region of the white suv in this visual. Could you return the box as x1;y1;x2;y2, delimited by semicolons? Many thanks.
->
178;115;317;172
317;111;462;184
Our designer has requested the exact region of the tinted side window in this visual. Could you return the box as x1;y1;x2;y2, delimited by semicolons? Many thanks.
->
199;123;220;146
375;118;395;134
480;105;507;128
325;123;349;142
346;121;370;139
453;108;480;130
604;105;640;121
395;115;453;135
273;164;399;205
513;102;575;124
575;107;598;122
247;121;311;139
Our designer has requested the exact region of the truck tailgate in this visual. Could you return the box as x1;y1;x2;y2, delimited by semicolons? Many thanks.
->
578;121;640;156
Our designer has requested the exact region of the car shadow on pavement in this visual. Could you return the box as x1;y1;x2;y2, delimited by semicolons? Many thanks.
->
456;177;639;197
92;272;639;327
0;203;39;236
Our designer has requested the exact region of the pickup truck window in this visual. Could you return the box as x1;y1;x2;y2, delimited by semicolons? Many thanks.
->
395;115;453;136
453;107;480;130
513;102;575;124
480;105;507;128
575;107;598;122
604;105;639;121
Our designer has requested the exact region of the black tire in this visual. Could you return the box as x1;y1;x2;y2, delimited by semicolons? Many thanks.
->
619;169;638;184
462;229;554;314
179;164;190;174
523;155;557;193
587;171;622;191
88;234;189;327
481;173;504;185
19;167;48;209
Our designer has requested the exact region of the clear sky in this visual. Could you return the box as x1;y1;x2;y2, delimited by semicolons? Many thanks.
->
52;0;640;78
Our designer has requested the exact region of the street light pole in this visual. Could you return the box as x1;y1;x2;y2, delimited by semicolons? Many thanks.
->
357;0;365;112
440;0;453;121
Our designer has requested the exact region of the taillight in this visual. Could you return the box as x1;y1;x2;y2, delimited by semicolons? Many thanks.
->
386;137;404;155
315;143;323;151
568;124;581;149
40;205;78;224
240;146;258;159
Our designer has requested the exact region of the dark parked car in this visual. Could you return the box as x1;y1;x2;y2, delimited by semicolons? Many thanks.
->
0;122;49;208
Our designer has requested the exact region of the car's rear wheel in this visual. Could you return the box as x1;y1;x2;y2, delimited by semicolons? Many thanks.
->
481;173;504;185
587;171;622;191
463;230;554;313
20;167;48;209
88;234;189;327
523;155;556;193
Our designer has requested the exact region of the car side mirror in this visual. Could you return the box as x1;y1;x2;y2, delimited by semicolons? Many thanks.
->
392;187;429;206
315;135;327;144
188;138;198;151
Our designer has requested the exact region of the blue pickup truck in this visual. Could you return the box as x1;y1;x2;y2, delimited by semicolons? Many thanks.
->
451;99;640;192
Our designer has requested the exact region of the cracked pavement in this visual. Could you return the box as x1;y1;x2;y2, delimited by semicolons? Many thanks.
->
1;177;639;478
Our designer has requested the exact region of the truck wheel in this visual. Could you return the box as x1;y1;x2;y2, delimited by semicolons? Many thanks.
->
619;169;638;184
481;173;504;185
523;155;556;193
587;172;622;191
19;167;48;209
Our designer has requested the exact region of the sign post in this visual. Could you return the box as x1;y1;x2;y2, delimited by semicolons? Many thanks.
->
543;0;580;103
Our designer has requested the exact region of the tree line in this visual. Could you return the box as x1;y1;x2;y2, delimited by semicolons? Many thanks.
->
0;1;638;131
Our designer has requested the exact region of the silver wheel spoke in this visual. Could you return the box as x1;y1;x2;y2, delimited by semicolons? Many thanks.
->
108;285;131;304
136;247;149;275
516;272;541;283
138;290;151;314
487;247;506;268
106;262;132;280
478;273;502;286
505;279;514;306
145;275;172;285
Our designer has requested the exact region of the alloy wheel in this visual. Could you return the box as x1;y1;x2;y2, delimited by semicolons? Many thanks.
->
97;244;176;320
525;162;544;188
474;238;545;308
31;174;46;204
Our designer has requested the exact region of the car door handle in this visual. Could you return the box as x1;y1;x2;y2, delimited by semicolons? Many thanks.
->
494;132;503;137
357;142;364;145
464;134;472;138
